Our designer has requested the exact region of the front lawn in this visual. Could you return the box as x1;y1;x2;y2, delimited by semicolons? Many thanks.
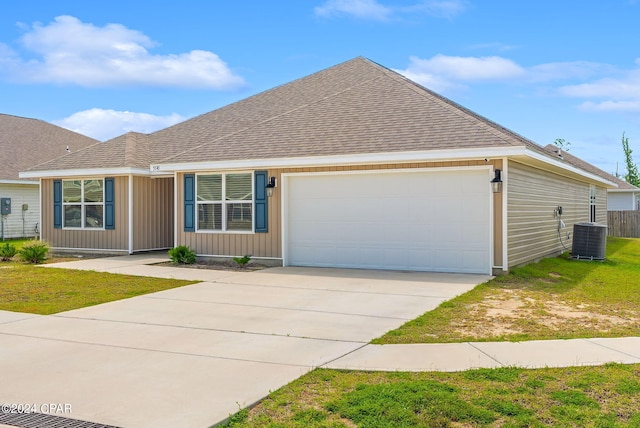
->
223;364;640;427
0;255;196;315
376;237;640;344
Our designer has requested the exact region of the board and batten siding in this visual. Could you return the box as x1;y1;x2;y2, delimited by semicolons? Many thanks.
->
176;160;504;266
507;161;606;268
0;183;40;239
133;176;174;251
42;176;129;251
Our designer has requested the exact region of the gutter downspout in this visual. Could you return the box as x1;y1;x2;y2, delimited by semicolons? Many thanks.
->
502;158;509;271
128;174;134;254
173;172;178;249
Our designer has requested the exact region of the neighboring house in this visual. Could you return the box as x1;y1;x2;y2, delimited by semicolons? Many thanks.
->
543;145;640;211
607;179;640;211
0;114;97;240
21;57;616;274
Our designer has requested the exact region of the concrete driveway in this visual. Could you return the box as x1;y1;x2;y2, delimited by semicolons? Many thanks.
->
0;263;488;428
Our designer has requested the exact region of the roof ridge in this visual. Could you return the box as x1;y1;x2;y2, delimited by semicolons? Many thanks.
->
24;138;103;172
369;59;554;154
153;58;387;164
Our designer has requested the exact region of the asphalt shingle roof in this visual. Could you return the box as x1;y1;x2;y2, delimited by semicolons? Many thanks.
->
23;57;587;173
543;144;639;190
0;114;97;180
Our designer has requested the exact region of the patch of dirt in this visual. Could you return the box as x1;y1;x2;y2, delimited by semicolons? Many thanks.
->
156;260;270;272
460;289;639;338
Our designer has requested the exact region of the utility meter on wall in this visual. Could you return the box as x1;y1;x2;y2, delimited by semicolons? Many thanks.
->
1;198;11;215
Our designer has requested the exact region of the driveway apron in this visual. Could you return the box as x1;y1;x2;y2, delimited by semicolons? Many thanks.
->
0;262;488;428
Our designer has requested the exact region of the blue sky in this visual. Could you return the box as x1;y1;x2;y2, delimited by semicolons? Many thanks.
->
1;1;639;175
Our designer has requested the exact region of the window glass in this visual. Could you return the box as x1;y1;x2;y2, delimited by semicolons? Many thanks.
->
198;204;222;230
64;206;81;228
196;173;253;232
62;179;105;229
226;174;252;200
226;203;252;231
85;205;104;228
198;175;222;201
63;180;82;203
84;180;104;203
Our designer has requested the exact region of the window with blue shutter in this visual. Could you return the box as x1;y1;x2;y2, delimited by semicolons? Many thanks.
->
184;174;195;232
254;170;268;233
104;177;115;230
53;180;62;229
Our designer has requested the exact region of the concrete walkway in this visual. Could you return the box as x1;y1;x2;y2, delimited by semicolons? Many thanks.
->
323;338;640;372
1;254;638;428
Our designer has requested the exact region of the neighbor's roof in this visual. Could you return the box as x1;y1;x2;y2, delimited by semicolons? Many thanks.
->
543;144;639;191
0;114;97;181
21;57;606;184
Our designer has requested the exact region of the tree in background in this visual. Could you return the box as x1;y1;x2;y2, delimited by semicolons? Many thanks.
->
622;132;640;186
553;138;571;152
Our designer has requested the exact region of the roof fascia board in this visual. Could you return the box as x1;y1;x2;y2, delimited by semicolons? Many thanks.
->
608;188;640;193
0;179;38;185
151;147;527;173
20;167;151;179
522;149;618;188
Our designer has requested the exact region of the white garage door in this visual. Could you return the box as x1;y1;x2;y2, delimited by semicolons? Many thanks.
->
285;169;492;274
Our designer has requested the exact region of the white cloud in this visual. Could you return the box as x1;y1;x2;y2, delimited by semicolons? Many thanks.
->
529;61;616;83
558;61;640;112
54;108;185;141
314;0;467;20
395;54;524;91
0;16;244;89
396;54;618;95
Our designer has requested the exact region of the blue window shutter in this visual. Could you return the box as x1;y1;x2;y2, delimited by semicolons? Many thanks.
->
104;177;115;230
53;180;62;229
184;174;195;232
254;171;268;233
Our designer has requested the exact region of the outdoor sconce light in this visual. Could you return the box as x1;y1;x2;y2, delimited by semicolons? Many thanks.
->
265;176;277;197
491;169;503;193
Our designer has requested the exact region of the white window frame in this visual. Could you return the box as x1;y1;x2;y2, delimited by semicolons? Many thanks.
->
62;179;105;229
196;172;254;233
589;185;597;222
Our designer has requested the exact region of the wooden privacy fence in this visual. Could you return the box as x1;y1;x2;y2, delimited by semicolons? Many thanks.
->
608;210;640;238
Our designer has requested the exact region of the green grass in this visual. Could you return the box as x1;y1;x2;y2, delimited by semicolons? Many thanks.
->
374;237;640;344
0;255;196;315
222;364;640;427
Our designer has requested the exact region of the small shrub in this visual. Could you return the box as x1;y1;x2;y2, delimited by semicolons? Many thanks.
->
233;254;251;268
168;245;196;264
18;240;49;264
0;242;17;261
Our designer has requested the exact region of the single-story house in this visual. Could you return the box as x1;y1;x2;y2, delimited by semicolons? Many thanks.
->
0;114;97;240
543;145;640;211
21;57;617;274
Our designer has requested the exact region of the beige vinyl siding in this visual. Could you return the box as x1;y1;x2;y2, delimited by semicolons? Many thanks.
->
133;176;174;251
42;176;129;251
176;160;503;265
507;161;603;267
0;183;39;239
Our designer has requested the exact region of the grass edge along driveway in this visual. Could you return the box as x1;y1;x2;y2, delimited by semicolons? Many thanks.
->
0;263;196;315
375;237;640;344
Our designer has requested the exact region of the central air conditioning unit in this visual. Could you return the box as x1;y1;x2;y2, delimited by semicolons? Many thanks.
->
572;222;607;260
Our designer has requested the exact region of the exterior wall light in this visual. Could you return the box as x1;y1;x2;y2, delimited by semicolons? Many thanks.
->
265;176;277;197
491;169;503;193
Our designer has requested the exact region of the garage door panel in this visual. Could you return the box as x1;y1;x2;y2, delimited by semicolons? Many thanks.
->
286;170;491;274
